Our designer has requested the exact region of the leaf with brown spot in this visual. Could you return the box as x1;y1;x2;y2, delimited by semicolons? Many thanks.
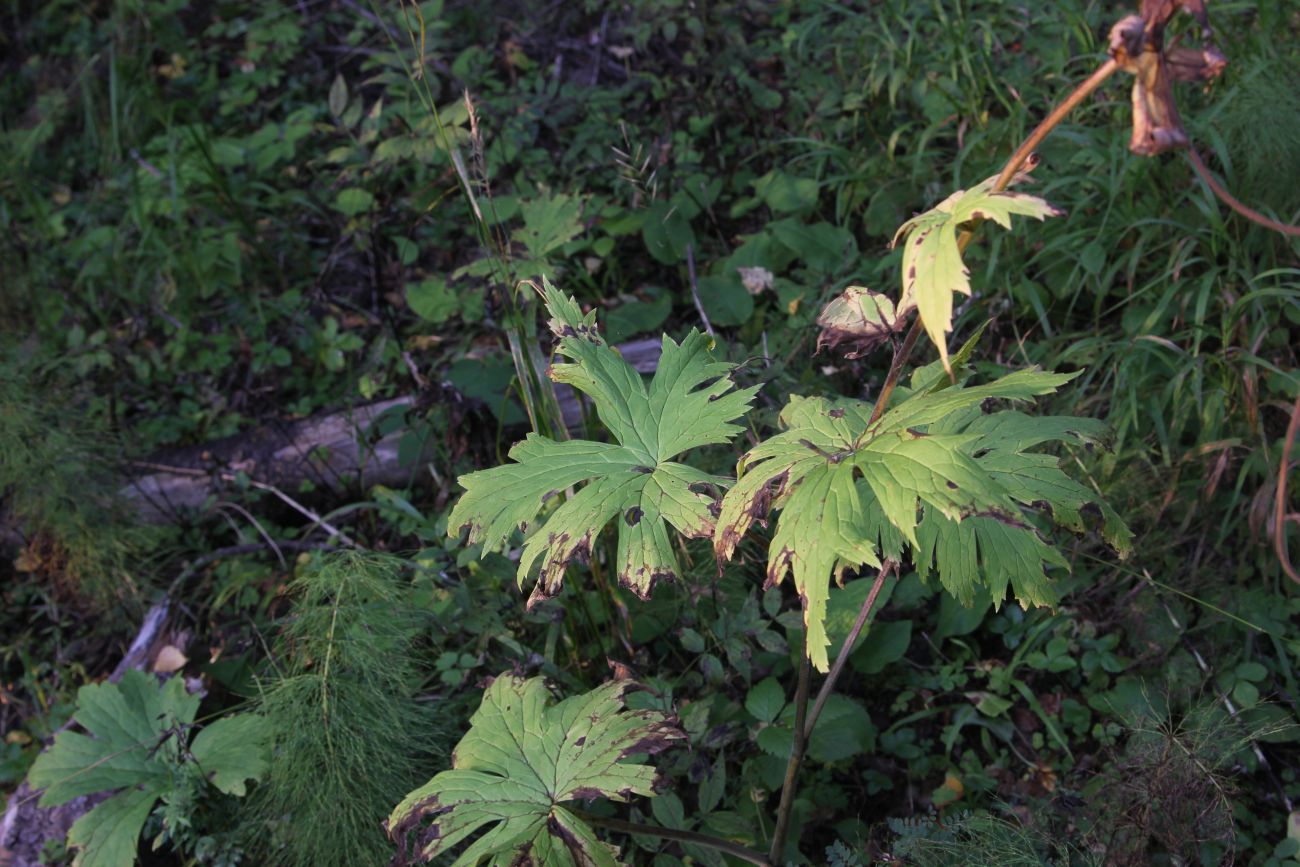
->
715;369;1130;670
449;279;759;603
891;171;1063;372
388;675;681;866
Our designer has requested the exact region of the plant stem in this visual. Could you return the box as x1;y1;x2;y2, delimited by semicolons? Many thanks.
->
572;809;772;866
866;318;923;428
1185;147;1300;238
803;561;895;739
993;58;1118;193
762;56;1125;858
865;57;1121;429
767;649;811;863
1275;390;1300;585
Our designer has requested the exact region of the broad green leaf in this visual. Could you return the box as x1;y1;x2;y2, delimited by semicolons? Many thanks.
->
28;670;199;805
756;695;875;764
754;170;819;214
892;173;1062;371
450;279;758;603
513;194;585;259
406;276;459;324
824;574;898;660
388;675;682;866
850;619;913;675
328;74;349;118
745;677;786;723
605;294;672;343
66;785;164;867
25;671;268;867
715;368;1130;671
769;219;856;272
333;187;375;216
697;273;754;327
189;713;272;796
642;201;694;265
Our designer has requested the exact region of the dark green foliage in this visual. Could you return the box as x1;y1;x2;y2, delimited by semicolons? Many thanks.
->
0;354;152;608
245;553;448;867
888;810;1101;866
1202;59;1300;216
3;0;1300;864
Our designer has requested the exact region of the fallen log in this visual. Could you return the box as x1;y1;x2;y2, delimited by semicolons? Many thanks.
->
120;339;663;523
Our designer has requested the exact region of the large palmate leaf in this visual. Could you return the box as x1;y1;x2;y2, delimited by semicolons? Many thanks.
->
892;172;1063;371
25;670;270;867
449;279;759;604
715;368;1131;671
388;674;683;866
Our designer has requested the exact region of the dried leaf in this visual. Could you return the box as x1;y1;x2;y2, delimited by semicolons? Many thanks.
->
737;266;774;295
152;645;188;674
1108;1;1226;156
816;286;909;360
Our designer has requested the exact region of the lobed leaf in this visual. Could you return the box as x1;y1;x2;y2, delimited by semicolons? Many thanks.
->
25;670;268;867
449;279;758;604
892;173;1063;372
714;369;1131;671
388;674;682;866
28;670;199;806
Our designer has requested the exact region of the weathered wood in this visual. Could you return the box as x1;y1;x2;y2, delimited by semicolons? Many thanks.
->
118;339;662;522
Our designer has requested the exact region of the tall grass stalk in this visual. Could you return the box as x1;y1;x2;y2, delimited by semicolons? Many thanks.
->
375;0;568;440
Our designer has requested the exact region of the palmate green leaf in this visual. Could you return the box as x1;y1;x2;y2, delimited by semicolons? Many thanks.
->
189;712;272;796
387;674;683;866
449;279;759;605
66;786;163;867
28;670;199;806
715;368;1130;671
25;670;269;867
892;173;1063;372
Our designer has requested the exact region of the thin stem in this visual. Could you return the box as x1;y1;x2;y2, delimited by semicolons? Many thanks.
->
1186;148;1300;238
803;561;895;740
993;59;1119;194
686;243;715;337
864;58;1121;428
572;809;772;866
1275;391;1300;585
760;56;1126;859
768;651;811;863
866;318;923;428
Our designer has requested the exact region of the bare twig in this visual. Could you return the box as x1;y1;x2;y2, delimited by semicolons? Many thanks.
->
215;501;287;569
767;651;811;862
685;243;715;338
245;479;358;547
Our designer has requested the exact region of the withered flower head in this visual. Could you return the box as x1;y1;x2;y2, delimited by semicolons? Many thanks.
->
1108;0;1227;156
